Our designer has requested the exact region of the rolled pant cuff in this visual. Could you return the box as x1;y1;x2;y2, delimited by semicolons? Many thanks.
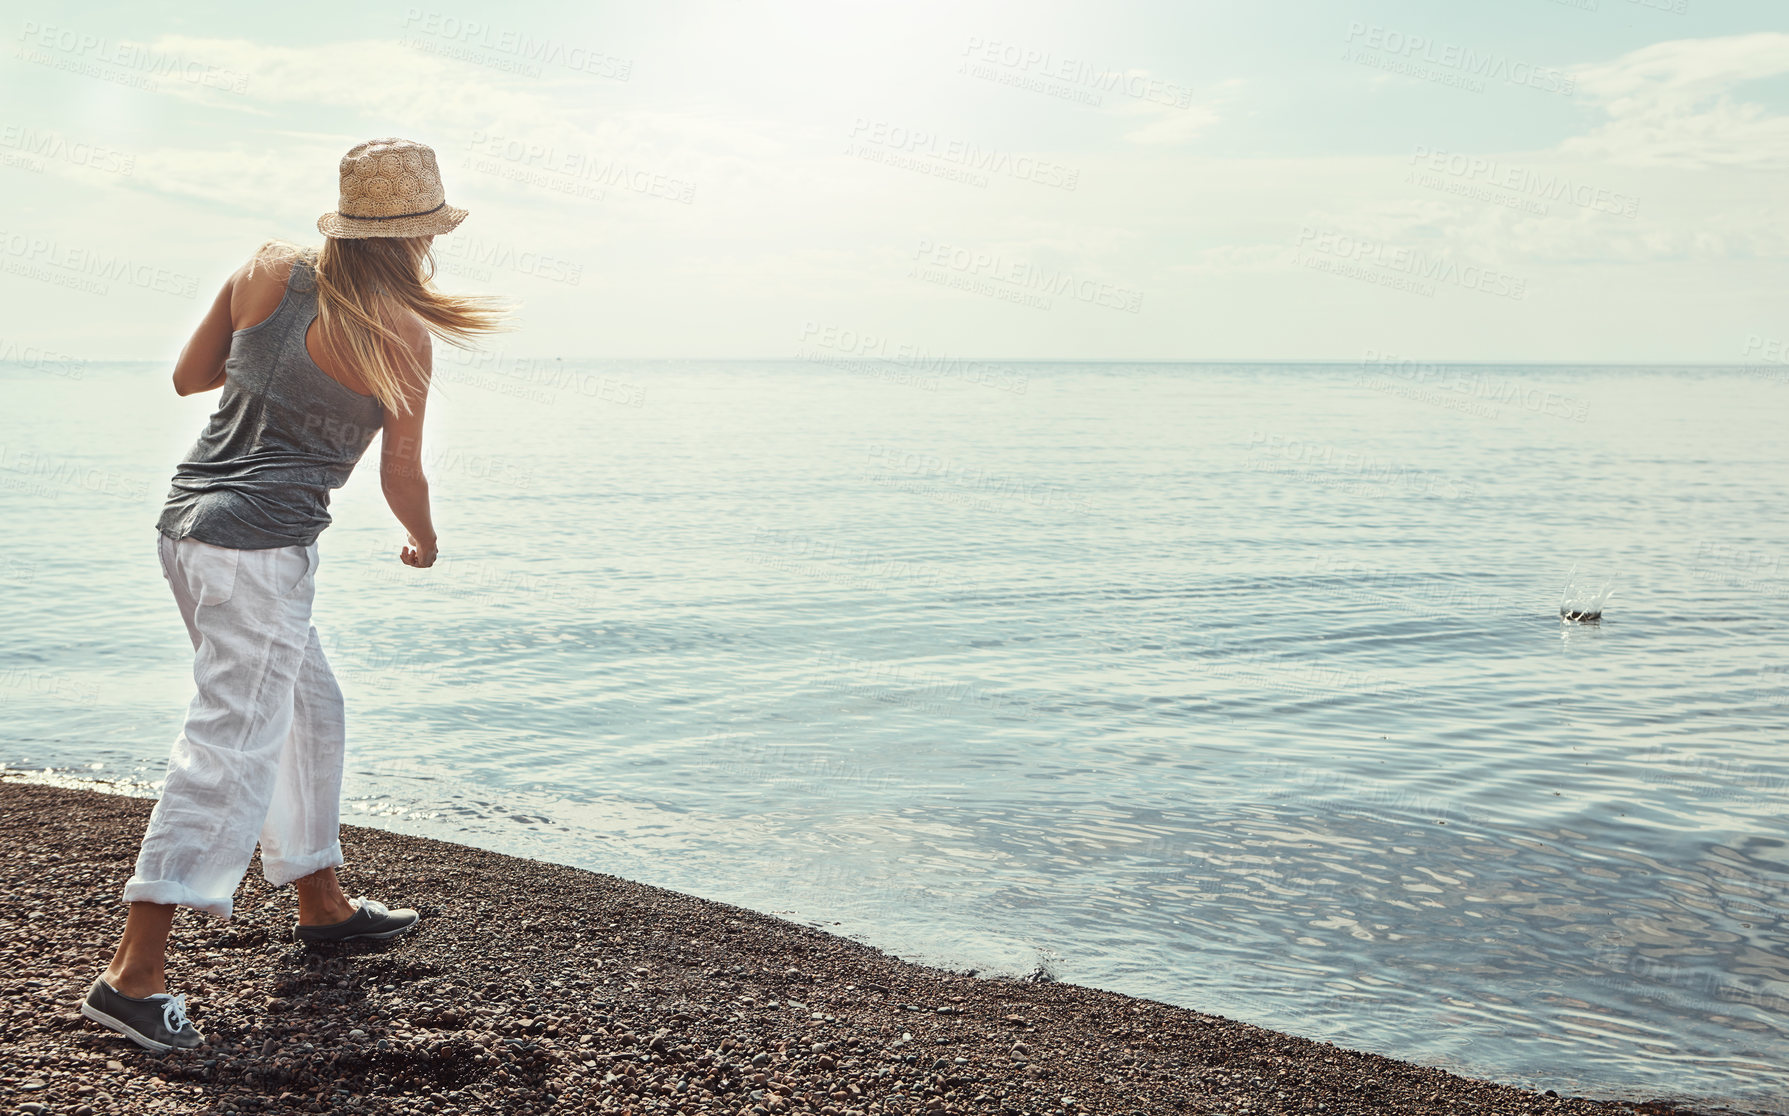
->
120;879;234;920
262;840;345;889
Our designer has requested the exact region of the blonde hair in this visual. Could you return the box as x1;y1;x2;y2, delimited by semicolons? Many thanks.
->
247;236;517;416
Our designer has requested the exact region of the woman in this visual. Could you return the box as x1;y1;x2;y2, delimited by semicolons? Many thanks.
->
79;137;514;1053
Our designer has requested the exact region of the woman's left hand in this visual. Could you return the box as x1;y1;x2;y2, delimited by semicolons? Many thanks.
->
400;533;437;568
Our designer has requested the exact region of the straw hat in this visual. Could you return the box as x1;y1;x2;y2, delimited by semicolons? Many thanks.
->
317;137;468;239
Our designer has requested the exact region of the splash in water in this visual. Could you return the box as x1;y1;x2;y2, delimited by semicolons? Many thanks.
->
1559;564;1616;622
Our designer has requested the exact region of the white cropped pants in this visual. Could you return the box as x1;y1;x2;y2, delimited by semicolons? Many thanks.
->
123;530;345;919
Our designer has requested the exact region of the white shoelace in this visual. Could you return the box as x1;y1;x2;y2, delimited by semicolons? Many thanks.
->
150;991;192;1033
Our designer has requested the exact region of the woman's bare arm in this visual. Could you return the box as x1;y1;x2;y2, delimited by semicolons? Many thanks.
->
380;326;438;568
172;262;249;395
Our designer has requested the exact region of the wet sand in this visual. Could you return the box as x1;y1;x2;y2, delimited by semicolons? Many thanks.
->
0;778;1708;1116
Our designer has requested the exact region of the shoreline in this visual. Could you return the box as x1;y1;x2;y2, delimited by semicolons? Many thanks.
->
0;778;1728;1116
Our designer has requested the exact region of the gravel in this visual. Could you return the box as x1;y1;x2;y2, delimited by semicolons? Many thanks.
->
0;778;1715;1116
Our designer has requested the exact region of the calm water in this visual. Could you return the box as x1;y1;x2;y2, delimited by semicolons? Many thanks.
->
3;358;1786;1114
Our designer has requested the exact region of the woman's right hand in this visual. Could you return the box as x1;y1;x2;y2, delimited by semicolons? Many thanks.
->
400;532;437;568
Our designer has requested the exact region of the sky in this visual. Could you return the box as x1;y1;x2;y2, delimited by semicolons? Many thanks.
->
2;0;1787;362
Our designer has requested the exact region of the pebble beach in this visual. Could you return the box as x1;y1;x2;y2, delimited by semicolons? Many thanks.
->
0;779;1714;1116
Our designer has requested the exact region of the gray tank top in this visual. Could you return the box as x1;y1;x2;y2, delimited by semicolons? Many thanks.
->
156;252;386;549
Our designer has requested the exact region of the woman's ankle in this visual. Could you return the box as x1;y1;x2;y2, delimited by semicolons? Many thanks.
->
297;896;358;925
102;966;168;998
293;865;356;925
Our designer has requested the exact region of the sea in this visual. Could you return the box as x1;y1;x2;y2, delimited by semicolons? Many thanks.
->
3;357;1785;1115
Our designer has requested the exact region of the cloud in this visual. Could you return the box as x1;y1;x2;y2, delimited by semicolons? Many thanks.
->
96;35;580;216
1116;77;1234;147
1294;182;1789;268
1562;32;1789;169
89;35;770;236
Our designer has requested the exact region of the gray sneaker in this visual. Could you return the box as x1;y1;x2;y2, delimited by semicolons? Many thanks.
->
294;895;420;945
80;976;206;1052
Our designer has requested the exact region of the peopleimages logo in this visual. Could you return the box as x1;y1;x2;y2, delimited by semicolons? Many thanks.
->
0;123;135;176
1408;146;1638;218
958;37;1195;109
14;21;252;94
845;118;1080;190
910;239;1144;313
1357;350;1591;423
1295;227;1527;301
464;130;695;205
1342;22;1576;95
398;8;632;80
436;233;582;285
796;322;1031;395
0;228;199;298
1742;335;1789;365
